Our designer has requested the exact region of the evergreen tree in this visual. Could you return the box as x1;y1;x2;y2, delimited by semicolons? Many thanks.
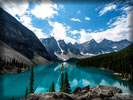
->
25;87;28;98
64;72;71;93
51;81;55;92
60;72;64;92
29;67;34;93
12;96;15;100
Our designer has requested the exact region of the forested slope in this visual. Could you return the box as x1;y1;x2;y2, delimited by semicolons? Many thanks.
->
76;44;133;79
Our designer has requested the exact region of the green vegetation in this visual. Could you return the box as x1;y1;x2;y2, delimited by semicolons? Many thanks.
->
29;67;34;93
0;58;29;73
59;64;71;93
25;87;28;98
76;44;133;80
64;72;71;93
12;96;15;100
50;81;55;92
60;72;64;92
60;71;71;93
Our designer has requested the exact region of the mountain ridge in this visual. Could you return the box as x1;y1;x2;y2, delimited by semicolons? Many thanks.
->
0;7;51;69
41;36;131;61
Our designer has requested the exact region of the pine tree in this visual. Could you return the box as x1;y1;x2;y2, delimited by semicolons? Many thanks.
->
29;67;34;93
49;86;51;92
51;81;55;92
60;72;64;92
25;87;28;98
64;72;71;93
12;96;15;100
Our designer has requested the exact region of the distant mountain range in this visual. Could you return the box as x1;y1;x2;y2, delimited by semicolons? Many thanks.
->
41;37;131;61
0;7;51;66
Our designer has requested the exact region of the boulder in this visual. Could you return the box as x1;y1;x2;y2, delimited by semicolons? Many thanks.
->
89;91;99;99
109;93;133;100
81;85;90;91
81;85;90;94
92;98;102;100
73;87;81;94
98;85;122;94
89;85;122;99
21;92;74;100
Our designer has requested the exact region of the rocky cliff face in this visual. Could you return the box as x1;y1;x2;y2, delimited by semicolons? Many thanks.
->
41;36;131;61
41;37;81;60
0;7;51;65
41;37;61;59
21;85;133;100
73;39;131;54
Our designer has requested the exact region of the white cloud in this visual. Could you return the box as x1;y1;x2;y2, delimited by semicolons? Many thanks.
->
0;0;29;18
78;11;131;43
31;0;58;19
122;6;133;11
49;21;76;43
99;3;117;16
70;30;79;35
85;17;90;21
0;0;48;39
70;18;81;22
18;15;48;39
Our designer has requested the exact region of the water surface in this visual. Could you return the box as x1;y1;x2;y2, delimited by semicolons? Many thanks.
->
0;62;133;100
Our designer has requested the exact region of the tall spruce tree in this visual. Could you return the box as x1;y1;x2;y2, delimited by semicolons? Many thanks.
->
60;72;64;92
29;67;34;93
51;81;55;92
12;96;15;100
25;87;28;98
64;72;71;93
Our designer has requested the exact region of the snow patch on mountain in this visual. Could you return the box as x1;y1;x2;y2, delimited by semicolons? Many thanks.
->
112;46;118;49
57;41;64;54
80;51;95;56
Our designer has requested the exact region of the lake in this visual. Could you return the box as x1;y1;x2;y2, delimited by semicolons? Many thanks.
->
0;62;133;100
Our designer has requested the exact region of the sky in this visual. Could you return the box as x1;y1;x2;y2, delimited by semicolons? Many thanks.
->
0;0;133;44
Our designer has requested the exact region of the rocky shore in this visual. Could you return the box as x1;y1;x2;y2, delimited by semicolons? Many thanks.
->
20;85;133;100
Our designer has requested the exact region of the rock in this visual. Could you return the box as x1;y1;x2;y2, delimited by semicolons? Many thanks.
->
98;85;122;94
100;90;113;98
89;85;122;99
20;85;132;100
81;85;90;93
21;92;74;100
109;93;133;100
73;87;81;94
92;98;102;100
89;91;99;99
82;85;90;91
77;92;90;100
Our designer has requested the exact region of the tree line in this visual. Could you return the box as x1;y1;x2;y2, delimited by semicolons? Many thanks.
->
76;44;133;80
0;58;30;73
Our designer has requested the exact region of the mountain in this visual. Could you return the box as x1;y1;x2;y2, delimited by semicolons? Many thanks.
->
41;37;81;61
76;44;133;80
41;36;131;61
99;39;131;53
79;39;102;54
40;37;61;60
0;7;51;67
73;39;131;54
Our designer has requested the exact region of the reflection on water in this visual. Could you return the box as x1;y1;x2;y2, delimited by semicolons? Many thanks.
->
0;62;133;100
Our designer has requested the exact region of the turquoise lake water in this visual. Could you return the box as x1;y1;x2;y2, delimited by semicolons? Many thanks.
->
0;62;133;100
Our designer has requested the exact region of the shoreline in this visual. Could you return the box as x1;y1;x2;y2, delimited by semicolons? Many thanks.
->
76;64;132;82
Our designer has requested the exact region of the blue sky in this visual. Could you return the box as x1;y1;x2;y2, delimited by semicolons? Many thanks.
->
1;0;133;43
